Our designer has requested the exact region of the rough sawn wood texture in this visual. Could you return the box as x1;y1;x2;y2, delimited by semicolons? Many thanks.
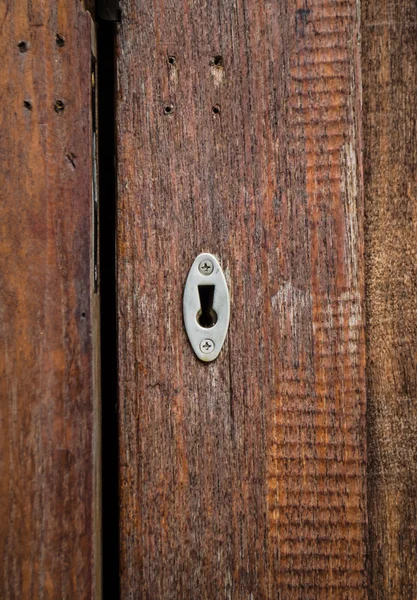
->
362;0;417;598
0;1;100;598
116;0;366;598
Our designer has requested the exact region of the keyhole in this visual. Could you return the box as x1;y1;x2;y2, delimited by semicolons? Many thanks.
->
197;285;218;328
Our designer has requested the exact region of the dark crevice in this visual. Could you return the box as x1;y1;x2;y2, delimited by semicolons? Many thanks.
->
97;19;119;600
97;0;121;21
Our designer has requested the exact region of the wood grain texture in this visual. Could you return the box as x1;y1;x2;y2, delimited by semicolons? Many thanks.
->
0;2;100;598
116;0;366;598
362;1;417;598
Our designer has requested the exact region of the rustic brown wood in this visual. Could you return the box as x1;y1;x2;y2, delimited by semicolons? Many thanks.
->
362;1;417;598
0;2;100;598
116;0;366;598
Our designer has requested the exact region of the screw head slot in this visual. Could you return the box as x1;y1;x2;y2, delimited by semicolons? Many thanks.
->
200;339;215;354
198;260;213;275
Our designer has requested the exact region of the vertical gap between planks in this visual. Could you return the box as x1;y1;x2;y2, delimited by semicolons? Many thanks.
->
97;18;120;600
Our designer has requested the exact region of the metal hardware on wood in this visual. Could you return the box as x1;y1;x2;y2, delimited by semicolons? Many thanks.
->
183;253;230;362
200;339;215;354
198;259;214;275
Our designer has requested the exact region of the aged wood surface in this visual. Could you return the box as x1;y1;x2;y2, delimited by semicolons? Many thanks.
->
362;1;417;598
0;1;100;598
116;0;366;598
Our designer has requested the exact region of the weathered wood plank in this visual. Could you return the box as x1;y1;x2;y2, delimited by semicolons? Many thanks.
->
0;2;100;598
362;1;417;598
116;0;366;597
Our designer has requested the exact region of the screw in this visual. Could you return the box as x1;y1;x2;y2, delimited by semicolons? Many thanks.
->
198;259;213;275
200;339;215;354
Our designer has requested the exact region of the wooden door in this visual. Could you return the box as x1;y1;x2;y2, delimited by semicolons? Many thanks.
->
116;1;367;597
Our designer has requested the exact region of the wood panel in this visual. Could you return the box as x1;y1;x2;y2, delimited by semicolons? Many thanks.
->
0;2;100;598
362;1;417;598
116;0;366;598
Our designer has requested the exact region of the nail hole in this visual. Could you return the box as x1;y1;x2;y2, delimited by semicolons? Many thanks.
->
168;56;176;65
56;34;65;47
81;312;86;318
164;104;174;115
17;40;29;53
212;104;221;115
23;100;32;110
211;55;223;67
54;100;65;113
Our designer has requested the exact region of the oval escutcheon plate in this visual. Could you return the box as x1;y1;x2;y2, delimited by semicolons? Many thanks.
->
183;253;230;362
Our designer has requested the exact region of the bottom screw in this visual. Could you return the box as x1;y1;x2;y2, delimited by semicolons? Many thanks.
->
200;339;215;354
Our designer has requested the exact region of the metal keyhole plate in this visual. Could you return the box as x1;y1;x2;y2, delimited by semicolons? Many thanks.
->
183;253;230;362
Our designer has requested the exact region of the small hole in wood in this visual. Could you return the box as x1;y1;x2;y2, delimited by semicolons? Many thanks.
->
17;40;29;53
212;104;221;115
54;100;65;113
56;34;65;47
23;100;32;110
81;312;86;318
211;55;223;67
168;56;176;65
164;104;174;115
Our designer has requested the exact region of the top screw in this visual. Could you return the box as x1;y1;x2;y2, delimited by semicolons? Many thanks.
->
198;260;213;275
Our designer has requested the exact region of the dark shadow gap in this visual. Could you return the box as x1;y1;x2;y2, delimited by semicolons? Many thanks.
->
97;19;119;600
